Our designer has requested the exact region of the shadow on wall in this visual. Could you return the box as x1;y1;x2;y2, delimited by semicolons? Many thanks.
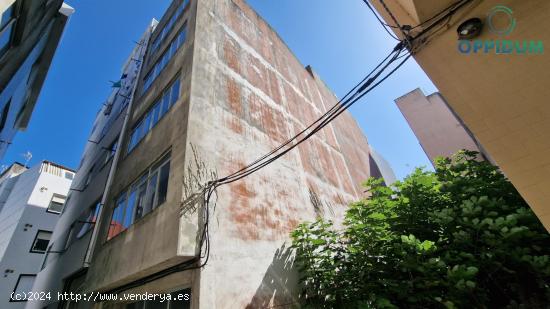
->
246;244;301;309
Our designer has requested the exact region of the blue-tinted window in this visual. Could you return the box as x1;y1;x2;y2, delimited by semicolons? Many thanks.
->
108;195;126;240
124;189;137;228
149;0;190;56
107;154;171;241
151;101;161;125
142;24;187;94
128;78;180;154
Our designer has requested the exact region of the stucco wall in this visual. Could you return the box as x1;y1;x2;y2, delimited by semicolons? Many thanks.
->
372;0;550;229
395;88;481;164
0;164;72;309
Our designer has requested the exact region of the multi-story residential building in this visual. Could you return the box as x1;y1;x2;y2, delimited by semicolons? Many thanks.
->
0;0;74;159
0;161;73;309
369;0;550;229
32;0;393;308
30;19;153;309
395;88;489;165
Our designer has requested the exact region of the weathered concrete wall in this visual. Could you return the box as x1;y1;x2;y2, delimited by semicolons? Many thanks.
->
59;0;377;307
187;0;374;307
84;0;198;293
395;88;481;165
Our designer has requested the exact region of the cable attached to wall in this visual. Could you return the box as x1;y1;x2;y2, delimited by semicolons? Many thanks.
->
104;0;476;294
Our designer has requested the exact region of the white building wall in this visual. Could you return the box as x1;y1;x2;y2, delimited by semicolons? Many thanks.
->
0;163;72;309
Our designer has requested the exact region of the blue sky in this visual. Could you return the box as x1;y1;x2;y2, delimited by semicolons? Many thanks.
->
2;0;436;180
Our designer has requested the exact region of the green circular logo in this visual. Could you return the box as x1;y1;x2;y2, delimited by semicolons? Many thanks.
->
487;5;516;36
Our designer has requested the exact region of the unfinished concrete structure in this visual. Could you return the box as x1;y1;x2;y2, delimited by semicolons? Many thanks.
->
395;88;487;165
369;0;550;229
0;161;73;309
0;0;73;159
32;0;391;308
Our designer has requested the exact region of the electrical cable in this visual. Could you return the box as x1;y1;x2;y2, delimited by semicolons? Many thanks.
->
378;0;406;37
361;0;400;40
105;0;476;292
217;45;404;184
409;0;468;30
189;0;475;272
217;48;407;185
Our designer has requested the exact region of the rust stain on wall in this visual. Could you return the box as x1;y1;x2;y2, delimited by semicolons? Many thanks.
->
224;35;241;75
226;77;243;116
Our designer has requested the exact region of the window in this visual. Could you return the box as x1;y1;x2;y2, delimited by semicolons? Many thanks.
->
149;0;190;56
128;78;180;153
108;195;126;240
107;153;171;240
11;275;36;302
142;24;187;94
65;171;74;180
0;99;10;131
30;230;52;253
0;3;14;57
47;193;67;214
76;202;102;239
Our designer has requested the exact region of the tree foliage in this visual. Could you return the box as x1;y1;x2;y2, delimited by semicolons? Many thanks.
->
291;151;550;308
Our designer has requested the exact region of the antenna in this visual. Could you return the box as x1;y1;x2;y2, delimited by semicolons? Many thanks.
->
22;151;32;168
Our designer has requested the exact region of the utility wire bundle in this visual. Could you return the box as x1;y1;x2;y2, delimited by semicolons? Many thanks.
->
188;0;475;271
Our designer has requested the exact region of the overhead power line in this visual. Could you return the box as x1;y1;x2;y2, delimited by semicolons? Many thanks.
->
189;0;476;272
361;0;400;40
105;0;477;289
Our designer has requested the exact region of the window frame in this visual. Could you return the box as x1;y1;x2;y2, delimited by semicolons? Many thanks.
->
141;23;187;95
76;201;102;239
107;152;171;241
127;76;181;154
47;193;67;214
148;0;190;58
29;230;52;254
10;274;36;302
64;171;75;180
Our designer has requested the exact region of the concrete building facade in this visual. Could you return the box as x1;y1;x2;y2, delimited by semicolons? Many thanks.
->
370;0;550;229
395;88;487;165
0;0;73;159
30;20;153;309
32;0;391;308
0;161;73;309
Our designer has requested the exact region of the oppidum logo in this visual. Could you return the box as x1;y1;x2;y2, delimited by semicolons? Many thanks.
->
458;5;544;55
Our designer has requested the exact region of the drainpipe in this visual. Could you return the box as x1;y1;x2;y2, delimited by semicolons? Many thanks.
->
83;24;153;267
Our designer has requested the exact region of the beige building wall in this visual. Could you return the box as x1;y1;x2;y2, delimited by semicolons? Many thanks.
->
396;88;481;165
371;0;550;230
